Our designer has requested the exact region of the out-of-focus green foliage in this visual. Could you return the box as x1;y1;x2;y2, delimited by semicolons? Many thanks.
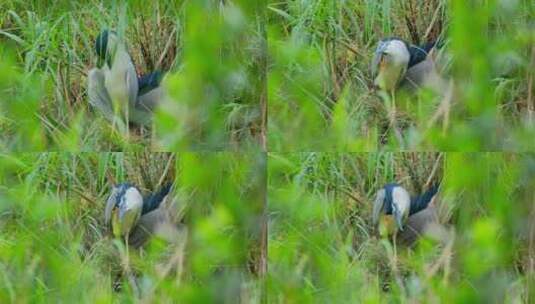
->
267;0;535;151
176;150;266;302
0;1;265;151
268;152;534;302
0;48;46;150
0;151;265;302
157;1;266;150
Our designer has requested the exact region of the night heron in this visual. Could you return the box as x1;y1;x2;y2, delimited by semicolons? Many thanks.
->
372;183;440;240
87;30;165;127
371;38;441;93
104;182;176;248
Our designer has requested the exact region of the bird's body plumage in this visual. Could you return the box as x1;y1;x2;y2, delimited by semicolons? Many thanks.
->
136;71;164;113
398;204;440;246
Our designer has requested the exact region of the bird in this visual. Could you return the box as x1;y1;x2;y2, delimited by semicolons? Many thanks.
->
87;30;165;127
371;38;442;93
104;182;177;248
372;183;440;239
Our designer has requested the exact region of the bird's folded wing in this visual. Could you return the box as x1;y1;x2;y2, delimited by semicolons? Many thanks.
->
129;196;182;248
402;57;448;94
399;205;445;246
88;68;115;122
129;208;168;248
137;87;163;112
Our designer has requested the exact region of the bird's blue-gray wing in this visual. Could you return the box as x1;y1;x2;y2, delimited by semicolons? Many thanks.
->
137;86;162;112
88;68;115;122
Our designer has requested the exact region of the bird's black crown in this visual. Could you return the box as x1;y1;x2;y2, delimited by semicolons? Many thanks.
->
95;30;110;60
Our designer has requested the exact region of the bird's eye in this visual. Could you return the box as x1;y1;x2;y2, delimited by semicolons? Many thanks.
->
380;56;387;66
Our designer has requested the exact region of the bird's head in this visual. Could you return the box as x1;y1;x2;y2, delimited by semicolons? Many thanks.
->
372;39;411;91
104;183;143;238
95;30;119;68
372;184;411;237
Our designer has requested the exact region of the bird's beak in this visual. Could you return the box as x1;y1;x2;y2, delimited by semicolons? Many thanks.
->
111;207;122;237
372;45;388;78
394;213;404;232
372;52;383;76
